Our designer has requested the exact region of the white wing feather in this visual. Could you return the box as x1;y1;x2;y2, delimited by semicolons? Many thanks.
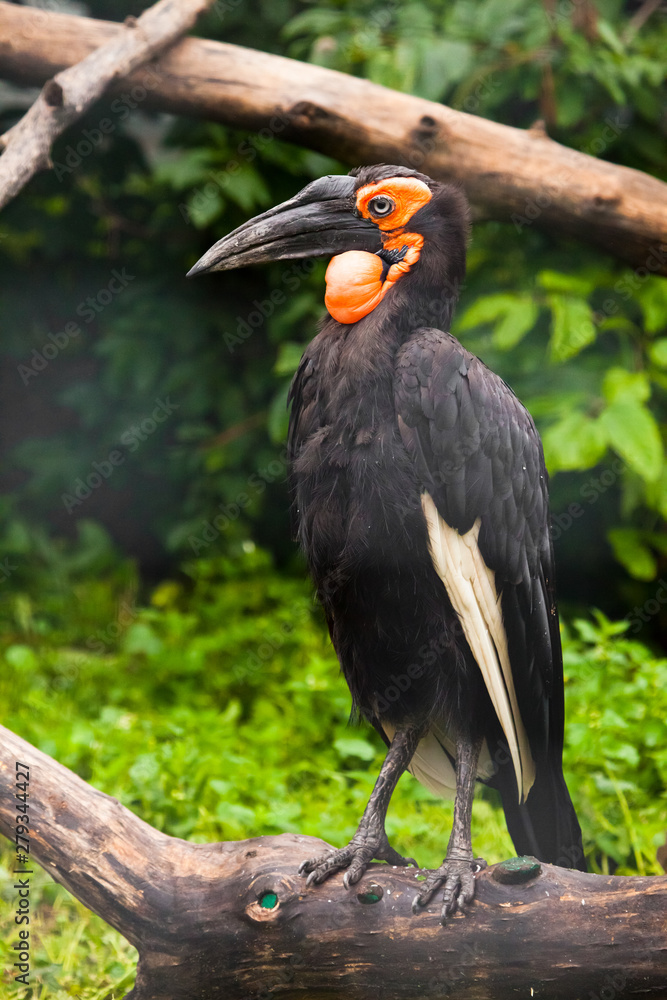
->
421;492;535;802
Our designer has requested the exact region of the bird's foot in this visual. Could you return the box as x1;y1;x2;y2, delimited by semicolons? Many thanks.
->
298;830;417;889
412;852;487;923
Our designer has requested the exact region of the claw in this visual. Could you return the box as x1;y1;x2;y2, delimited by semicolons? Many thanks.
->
299;831;414;890
411;855;485;921
306;868;324;887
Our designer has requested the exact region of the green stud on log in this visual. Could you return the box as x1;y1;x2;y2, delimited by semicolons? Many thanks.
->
357;883;383;904
492;857;542;885
259;892;278;909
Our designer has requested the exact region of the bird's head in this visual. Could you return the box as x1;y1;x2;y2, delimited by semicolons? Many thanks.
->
188;164;469;327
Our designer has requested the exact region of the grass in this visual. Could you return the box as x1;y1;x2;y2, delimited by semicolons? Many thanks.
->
1;543;665;997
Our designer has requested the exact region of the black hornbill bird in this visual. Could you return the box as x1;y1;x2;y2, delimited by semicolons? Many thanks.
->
188;164;586;920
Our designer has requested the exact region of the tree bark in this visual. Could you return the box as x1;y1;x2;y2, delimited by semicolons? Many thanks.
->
0;0;215;210
0;3;666;276
1;724;665;999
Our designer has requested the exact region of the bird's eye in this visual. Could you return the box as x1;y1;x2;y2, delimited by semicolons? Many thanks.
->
368;195;395;218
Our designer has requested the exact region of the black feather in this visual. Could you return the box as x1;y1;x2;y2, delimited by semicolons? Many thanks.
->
287;169;584;871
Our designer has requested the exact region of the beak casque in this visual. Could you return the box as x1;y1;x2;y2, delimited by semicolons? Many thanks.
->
186;174;381;277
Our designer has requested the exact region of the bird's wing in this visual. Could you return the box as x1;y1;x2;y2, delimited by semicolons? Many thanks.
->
394;328;562;802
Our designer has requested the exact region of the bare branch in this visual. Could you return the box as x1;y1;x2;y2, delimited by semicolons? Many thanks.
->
0;2;666;274
0;0;215;210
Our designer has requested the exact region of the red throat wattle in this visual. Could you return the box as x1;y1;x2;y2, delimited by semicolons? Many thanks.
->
325;237;424;324
324;176;432;325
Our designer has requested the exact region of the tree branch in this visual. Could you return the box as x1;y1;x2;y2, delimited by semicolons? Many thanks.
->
0;0;215;210
1;724;665;999
0;2;665;275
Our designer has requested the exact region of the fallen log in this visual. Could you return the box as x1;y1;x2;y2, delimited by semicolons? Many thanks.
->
0;723;665;999
0;2;666;275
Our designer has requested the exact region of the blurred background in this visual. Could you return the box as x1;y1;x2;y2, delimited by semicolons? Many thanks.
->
0;0;666;995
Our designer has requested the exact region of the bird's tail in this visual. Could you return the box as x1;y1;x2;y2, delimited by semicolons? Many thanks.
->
496;756;586;872
381;721;586;871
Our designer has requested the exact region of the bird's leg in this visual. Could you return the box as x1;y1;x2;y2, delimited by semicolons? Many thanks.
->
299;726;422;889
412;734;485;922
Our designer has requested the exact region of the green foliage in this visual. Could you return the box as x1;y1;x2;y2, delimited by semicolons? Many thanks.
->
1;0;666;606
1;551;665;996
286;0;667;594
564;612;667;874
2;1;667;995
0;850;135;1000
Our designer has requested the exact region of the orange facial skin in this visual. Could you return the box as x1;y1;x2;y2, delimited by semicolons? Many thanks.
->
325;177;432;324
355;177;433;230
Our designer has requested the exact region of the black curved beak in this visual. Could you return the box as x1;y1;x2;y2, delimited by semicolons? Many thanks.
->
186;174;381;277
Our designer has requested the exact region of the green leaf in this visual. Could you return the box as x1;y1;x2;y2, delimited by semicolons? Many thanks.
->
608;528;657;581
607;743;640;767
267;383;290;443
537;270;597;297
649;339;667;368
543;412;608;472
4;644;38;670
122;622;163;657
548;294;596;362
333;737;378;761
154;150;216;191
646;467;667;521
492;296;538;350
128;752;160;784
419;39;474;100
274;341;306;377
224;165;271;214
456;293;518;331
186;189;225;229
457;293;538;350
596;19;626;56
637;279;667;335
599;399;663;482
602;367;650;404
282;9;343;40
215;801;256;826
